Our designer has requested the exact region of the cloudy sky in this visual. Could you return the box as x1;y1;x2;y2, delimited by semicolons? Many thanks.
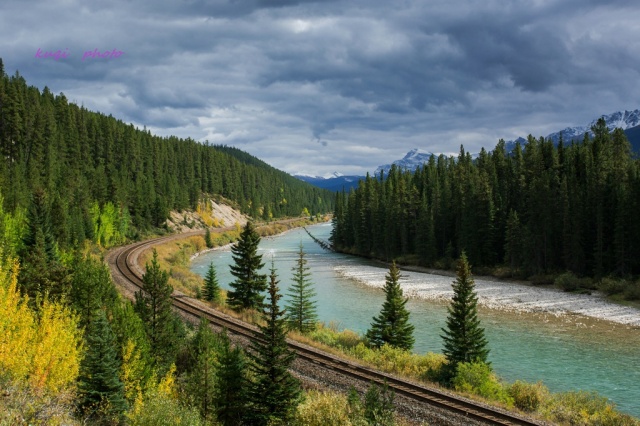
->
1;0;639;176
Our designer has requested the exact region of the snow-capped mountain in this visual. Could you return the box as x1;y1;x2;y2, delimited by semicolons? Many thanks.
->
375;148;435;175
297;109;640;192
506;109;640;151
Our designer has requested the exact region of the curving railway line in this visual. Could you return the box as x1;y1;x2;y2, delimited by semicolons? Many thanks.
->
107;231;542;426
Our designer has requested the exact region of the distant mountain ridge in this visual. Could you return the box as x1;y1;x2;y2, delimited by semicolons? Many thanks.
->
293;173;363;192
374;148;435;176
295;109;640;191
506;109;640;152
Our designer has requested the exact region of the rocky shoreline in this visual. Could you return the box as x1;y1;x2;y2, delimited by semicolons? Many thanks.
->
334;265;640;327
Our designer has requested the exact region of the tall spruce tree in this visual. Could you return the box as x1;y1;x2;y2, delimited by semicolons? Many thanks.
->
202;262;220;302
134;249;183;373
227;221;267;311
186;319;219;423
78;310;127;424
215;330;248;426
285;243;318;333
19;188;70;303
365;261;415;350
440;253;489;380
248;264;301;424
69;255;119;329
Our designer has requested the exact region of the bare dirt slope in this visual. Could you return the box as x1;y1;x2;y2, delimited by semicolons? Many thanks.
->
165;199;248;233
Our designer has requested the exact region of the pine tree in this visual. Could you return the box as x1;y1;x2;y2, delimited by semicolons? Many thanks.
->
227;221;267;311
440;253;489;381
78;310;127;424
69;255;119;329
248;264;301;425
204;227;214;248
365;261;415;351
285;243;318;333
186;319;219;423
202;262;220;302
363;382;395;426
134;249;183;373
215;330;248;426
19;188;70;303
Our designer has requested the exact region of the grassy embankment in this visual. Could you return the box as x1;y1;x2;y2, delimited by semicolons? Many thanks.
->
137;216;321;303
138;217;639;426
298;324;639;426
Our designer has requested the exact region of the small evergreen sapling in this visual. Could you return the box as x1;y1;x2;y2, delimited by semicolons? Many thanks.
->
204;227;214;249
440;253;489;381
227;222;267;311
366;261;415;351
285;243;318;333
202;262;220;302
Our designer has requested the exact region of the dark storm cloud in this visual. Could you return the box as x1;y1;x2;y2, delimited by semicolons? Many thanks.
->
1;0;639;176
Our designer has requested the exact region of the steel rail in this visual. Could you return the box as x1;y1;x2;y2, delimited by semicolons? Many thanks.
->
110;235;541;426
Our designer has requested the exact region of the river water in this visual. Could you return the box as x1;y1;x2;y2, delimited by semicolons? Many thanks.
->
191;223;640;416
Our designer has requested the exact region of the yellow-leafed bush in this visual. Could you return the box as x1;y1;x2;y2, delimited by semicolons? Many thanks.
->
508;380;548;412
452;362;512;406
0;259;35;381
541;391;640;426
294;390;365;426
29;300;83;393
0;257;83;394
349;343;446;382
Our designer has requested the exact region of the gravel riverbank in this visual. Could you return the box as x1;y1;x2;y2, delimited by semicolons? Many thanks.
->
334;265;640;327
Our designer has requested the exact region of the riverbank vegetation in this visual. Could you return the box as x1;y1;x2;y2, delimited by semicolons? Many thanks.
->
332;122;640;300
136;217;317;298
298;323;639;425
184;232;638;425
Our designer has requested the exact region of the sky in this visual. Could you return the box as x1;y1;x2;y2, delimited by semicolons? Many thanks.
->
1;0;639;177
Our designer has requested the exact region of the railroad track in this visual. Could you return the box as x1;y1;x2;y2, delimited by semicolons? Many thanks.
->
109;233;542;426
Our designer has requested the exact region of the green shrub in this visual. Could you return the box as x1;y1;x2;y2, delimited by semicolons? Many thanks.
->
363;383;395;426
624;281;640;301
508;380;548;412
555;272;580;292
541;390;639;426
127;390;204;426
308;323;364;350
599;278;627;296
347;343;446;382
452;362;513;406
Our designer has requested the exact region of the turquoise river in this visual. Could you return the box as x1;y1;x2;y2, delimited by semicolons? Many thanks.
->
191;222;640;416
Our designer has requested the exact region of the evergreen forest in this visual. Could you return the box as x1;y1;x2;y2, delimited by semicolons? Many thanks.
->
0;60;333;251
332;121;640;287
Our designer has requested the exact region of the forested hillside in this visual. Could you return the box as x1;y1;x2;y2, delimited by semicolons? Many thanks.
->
0;61;335;424
332;121;640;282
0;61;333;249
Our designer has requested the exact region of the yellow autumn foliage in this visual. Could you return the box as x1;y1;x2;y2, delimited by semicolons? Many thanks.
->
29;299;83;393
0;259;35;381
121;339;146;404
294;390;362;426
0;256;83;394
198;199;222;227
157;364;178;400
